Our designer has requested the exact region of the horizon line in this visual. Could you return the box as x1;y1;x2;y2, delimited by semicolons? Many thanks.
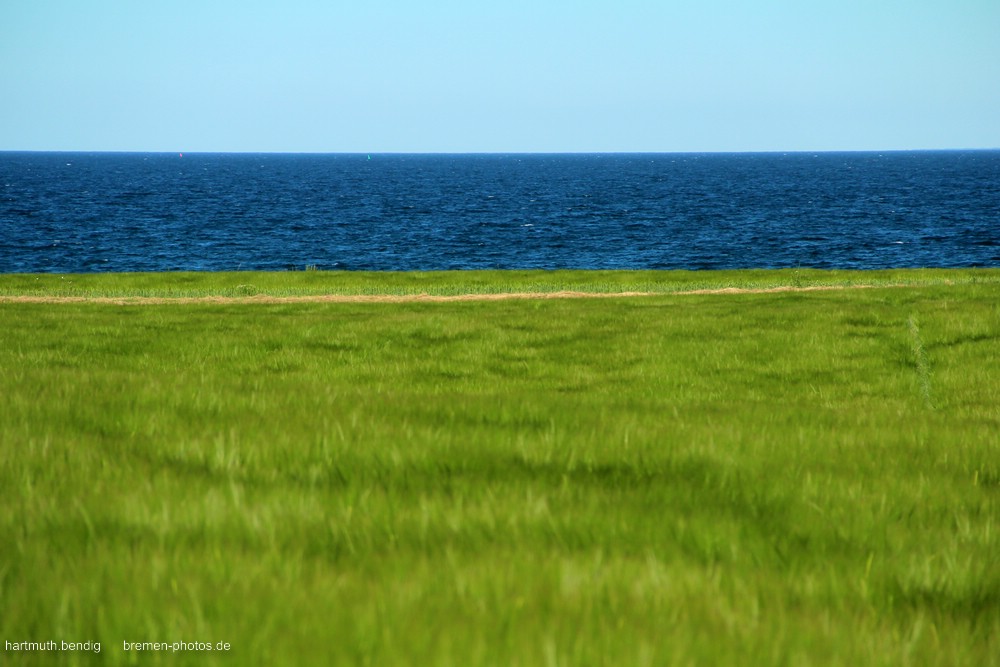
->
2;147;999;156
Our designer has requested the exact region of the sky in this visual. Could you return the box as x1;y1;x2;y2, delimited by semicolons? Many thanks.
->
2;0;998;153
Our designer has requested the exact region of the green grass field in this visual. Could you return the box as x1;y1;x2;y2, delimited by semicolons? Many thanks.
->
1;269;998;666
0;266;997;298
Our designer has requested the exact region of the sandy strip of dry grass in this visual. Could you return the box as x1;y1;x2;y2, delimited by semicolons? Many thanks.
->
0;284;899;305
0;284;904;305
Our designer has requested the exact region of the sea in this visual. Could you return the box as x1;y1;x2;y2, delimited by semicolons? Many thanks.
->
1;151;998;273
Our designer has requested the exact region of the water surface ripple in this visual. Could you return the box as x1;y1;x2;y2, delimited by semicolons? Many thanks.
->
2;152;998;272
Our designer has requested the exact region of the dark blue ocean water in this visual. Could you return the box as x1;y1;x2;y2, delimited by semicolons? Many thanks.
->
1;151;998;273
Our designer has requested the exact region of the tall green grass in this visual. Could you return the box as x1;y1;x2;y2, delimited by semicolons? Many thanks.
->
1;271;998;665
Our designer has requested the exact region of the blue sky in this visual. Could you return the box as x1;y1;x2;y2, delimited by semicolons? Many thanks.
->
2;0;998;152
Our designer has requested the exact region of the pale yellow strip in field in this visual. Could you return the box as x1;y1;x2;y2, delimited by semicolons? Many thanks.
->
0;285;901;305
